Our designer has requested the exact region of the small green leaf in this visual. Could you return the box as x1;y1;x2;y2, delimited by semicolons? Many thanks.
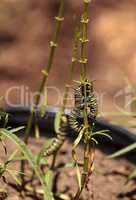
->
37;139;54;165
73;127;85;149
7;150;18;162
108;143;136;159
0;129;44;185
91;130;112;141
44;170;54;191
36;156;49;166
124;76;136;96
125;96;136;107
35;124;40;139
92;130;109;134
76;164;81;190
40;106;46;118
44;170;55;200
54;109;62;133
7;170;21;185
64;161;76;168
11;156;26;161
91;137;98;144
128;168;136;180
9;126;25;133
55;193;70;200
40;90;48;118
99;111;136;117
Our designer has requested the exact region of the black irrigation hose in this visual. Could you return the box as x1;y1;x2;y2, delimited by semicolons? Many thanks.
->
5;106;136;148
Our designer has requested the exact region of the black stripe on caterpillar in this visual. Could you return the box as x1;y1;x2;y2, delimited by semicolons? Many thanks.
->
44;114;68;156
69;80;98;133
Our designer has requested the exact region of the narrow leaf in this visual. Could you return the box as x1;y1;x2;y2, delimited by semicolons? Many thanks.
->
0;129;44;185
44;170;54;191
73;127;85;149
108;143;136;159
37;139;54;165
9;126;25;133
7;170;21;185
125;96;136;107
128;169;136;180
7;150;18;162
64;161;76;168
55;193;70;200
35;124;40;139
91;131;112;141
124;76;136;96
76;164;81;190
99;111;136;117
54;109;62;133
40;90;48;118
0;128;53;200
91;137;98;145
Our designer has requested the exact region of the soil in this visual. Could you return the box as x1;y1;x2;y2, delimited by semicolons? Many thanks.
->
0;137;135;200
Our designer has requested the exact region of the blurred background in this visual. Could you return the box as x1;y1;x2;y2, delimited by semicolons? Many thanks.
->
0;0;136;115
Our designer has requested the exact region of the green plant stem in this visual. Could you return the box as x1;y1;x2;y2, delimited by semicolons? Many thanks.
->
24;0;65;144
74;142;90;200
50;25;80;169
20;0;65;186
50;84;69;170
79;0;90;82
74;1;92;199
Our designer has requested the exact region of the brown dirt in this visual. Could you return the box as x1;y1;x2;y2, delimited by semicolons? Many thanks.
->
0;137;135;200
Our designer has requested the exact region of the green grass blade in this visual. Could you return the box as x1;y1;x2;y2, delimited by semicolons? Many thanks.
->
55;193;70;200
44;170;54;191
7;169;21;185
124;76;136;96
54;109;62;133
37;138;54;165
128;168;136;180
0;128;43;183
76;164;81;190
125;96;136;107
40;92;48;118
64;161;76;168
35;123;40;139
7;150;18;162
91;131;112;141
108;143;136;159
99;111;136;117
0;128;52;200
73;127;85;149
9;126;25;133
91;137;98;144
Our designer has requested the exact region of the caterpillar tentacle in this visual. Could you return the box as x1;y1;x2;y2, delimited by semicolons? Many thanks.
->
44;115;68;156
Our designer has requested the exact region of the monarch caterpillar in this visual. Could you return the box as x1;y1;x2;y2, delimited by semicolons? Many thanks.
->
44;114;68;156
69;79;98;133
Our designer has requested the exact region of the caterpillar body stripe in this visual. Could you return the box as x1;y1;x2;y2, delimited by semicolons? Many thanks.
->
44;115;68;156
69;79;98;133
69;108;83;133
